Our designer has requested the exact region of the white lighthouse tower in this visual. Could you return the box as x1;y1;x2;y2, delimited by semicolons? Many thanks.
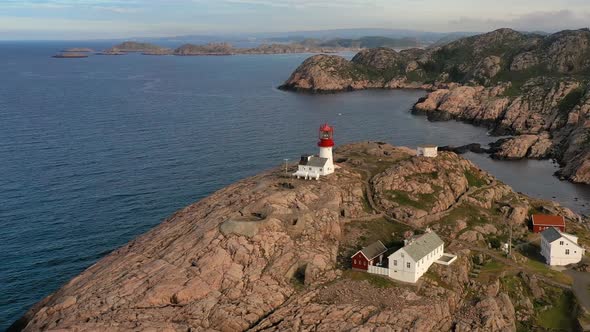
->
317;123;335;174
293;123;336;180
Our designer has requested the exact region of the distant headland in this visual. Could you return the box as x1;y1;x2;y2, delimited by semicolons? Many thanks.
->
53;36;422;58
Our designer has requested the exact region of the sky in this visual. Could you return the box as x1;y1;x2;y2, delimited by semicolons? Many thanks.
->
0;0;589;40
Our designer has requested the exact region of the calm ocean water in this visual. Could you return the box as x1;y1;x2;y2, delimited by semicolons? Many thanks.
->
1;42;590;329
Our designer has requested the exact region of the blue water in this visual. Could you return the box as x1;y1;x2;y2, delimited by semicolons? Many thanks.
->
1;42;590;330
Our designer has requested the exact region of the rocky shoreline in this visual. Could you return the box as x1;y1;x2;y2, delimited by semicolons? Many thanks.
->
280;28;590;185
10;142;590;331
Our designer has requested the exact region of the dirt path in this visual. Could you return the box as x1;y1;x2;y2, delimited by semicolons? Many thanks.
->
566;269;590;313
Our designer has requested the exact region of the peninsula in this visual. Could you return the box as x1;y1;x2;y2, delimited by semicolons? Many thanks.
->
280;28;590;185
11;142;590;331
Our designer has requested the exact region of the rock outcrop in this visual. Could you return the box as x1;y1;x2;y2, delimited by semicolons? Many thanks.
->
11;143;585;331
281;28;590;184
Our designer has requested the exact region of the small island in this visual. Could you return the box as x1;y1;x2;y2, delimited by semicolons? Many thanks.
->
52;52;89;59
61;48;94;53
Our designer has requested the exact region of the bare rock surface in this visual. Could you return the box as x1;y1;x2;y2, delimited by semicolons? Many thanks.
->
13;142;586;331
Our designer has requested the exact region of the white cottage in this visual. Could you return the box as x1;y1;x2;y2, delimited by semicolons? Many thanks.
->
417;145;438;158
388;231;444;283
540;227;585;266
293;155;332;180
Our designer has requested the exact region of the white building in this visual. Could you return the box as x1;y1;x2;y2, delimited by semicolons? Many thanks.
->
417;145;438;158
387;231;445;283
293;124;335;180
540;227;585;266
293;155;333;180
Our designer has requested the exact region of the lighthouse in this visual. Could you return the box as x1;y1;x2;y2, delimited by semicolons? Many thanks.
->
317;123;335;174
292;123;336;180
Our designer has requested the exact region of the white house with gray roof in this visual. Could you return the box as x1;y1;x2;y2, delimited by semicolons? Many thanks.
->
387;231;445;283
540;227;585;266
293;155;333;180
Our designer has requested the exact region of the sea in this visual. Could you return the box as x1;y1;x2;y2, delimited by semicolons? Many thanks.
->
1;41;590;329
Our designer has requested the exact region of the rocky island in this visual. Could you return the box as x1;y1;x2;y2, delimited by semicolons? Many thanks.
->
280;28;590;185
105;41;172;54
98;37;421;57
10;142;590;331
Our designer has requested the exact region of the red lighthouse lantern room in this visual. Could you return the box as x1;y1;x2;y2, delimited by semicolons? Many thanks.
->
318;123;335;148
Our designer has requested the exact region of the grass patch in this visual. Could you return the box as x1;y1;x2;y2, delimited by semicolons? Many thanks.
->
386;189;439;211
440;203;493;228
558;86;585;114
477;259;511;283
534;290;576;331
465;169;486;188
343;270;394;288
518;244;573;285
354;217;411;249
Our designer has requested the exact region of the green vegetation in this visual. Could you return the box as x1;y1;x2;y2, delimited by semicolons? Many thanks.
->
477;259;511;283
558;86;586;114
518;244;573;285
343;270;394;288
464;169;486;188
386;189;439;211
534;289;576;331
353;217;411;249
440;203;493;228
488;237;502;249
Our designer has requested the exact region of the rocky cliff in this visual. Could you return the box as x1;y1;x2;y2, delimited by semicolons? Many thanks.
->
11;142;588;331
281;28;590;184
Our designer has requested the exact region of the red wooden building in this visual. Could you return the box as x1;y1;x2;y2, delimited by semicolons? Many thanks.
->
351;241;387;271
532;214;565;233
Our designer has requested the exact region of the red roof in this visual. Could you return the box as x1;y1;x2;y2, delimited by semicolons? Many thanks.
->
532;214;565;226
319;123;333;132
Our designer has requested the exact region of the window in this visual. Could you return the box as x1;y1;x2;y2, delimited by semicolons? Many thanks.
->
566;249;570;255
320;168;323;172
560;241;564;245
407;262;411;269
393;260;397;266
354;259;357;264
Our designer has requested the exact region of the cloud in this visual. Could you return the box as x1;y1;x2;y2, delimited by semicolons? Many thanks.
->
92;6;142;13
449;10;590;32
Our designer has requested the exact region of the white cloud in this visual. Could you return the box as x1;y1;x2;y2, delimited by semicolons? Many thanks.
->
449;10;590;32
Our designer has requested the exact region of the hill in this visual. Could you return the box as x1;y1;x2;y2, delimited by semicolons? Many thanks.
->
10;142;589;331
280;28;590;185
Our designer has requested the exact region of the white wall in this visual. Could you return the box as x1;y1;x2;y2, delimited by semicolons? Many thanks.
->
542;236;584;266
417;147;438;158
387;244;444;283
319;147;334;175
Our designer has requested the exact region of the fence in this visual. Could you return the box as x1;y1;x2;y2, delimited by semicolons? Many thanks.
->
368;265;389;276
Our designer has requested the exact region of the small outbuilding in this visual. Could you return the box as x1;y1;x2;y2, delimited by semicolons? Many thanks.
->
540;227;585;266
417;145;438;158
351;241;387;271
532;214;565;233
